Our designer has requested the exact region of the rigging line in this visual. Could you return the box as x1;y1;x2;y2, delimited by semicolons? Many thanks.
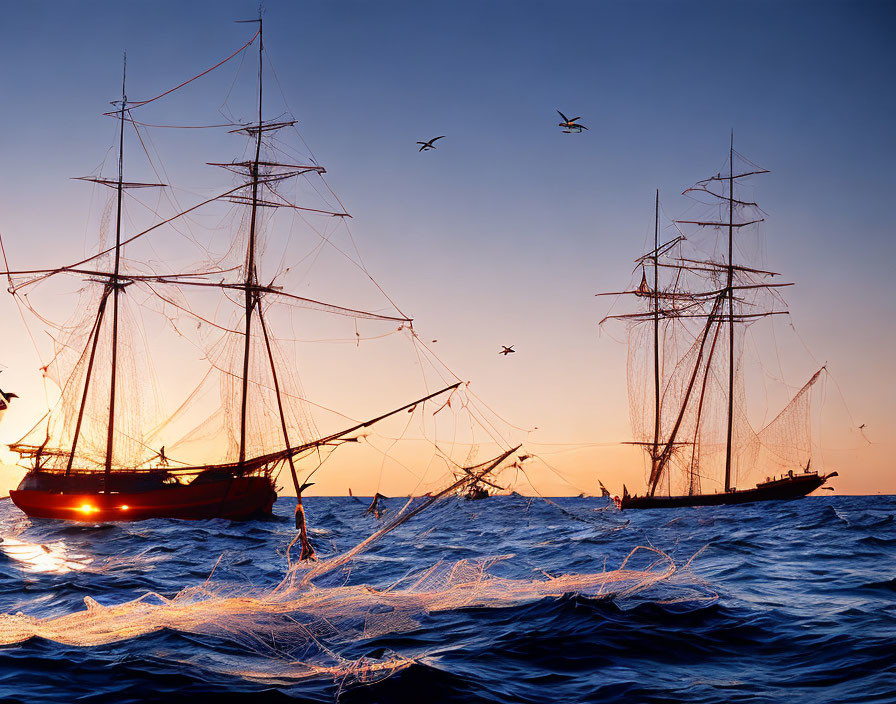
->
233;383;465;477
218;39;250;123
373;399;419;494
265;183;409;322
4;264;237;282
412;452;451;499
515;458;591;500
158;277;411;323
8;185;247;294
339;218;411;320
521;445;619;459
262;48;411;321
119;193;174;296
797;360;857;430
281;216;335;287
7;410;51;461
407;334;463;385
9;299;108;450
247;186;350;217
81;163;104;274
281;443;340;493
289;209;364;279
262;47;322;172
405;337;504;452
144;284;239;333
262;142;341;215
525;440;625;448
464;384;535;435
526;453;593;495
270;191;302;286
276;328;405;345
0;235;50;405
463;395;513;449
124;28;260;109
408;334;434;401
202;354;360;425
14;294;73;333
124;118;245;129
731;148;769;174
338;423;431;491
127;114;209;255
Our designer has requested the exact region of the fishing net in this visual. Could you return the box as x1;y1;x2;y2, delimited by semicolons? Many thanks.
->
0;543;712;687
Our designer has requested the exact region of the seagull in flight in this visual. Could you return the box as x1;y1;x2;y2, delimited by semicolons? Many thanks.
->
417;136;445;152
499;345;516;356
557;110;588;133
0;387;18;413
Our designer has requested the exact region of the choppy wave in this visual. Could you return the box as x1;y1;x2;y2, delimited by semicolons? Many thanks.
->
0;495;894;703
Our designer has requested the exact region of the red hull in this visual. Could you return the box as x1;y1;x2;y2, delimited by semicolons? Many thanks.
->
9;476;276;522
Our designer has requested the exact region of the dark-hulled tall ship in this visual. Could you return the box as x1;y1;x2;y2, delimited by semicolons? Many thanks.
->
599;137;836;510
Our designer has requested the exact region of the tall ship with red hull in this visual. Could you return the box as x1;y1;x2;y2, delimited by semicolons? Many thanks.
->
3;20;457;525
600;138;836;510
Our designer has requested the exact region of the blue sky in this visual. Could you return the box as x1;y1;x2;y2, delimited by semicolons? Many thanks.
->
0;1;893;494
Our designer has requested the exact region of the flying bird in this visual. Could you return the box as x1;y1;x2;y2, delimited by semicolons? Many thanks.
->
0;387;18;414
417;136;445;152
557;110;588;133
499;345;516;356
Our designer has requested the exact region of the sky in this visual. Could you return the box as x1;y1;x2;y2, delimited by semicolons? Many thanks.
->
0;0;893;496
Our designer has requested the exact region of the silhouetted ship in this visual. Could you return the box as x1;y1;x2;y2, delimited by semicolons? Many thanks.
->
455;455;511;500
599;138;836;510
3;19;456;524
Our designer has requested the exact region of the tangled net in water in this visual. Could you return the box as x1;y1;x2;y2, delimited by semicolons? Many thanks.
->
0;546;714;689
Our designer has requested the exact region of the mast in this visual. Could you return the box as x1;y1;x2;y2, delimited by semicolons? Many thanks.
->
257;305;313;556
651;189;661;490
600;138;774;499
66;291;111;475
238;16;263;467
104;53;127;482
723;130;735;492
648;292;724;494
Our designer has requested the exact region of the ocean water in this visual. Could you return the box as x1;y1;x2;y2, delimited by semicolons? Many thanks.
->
0;495;893;703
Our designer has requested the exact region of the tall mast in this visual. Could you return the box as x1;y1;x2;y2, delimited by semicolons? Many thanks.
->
238;17;263;466
104;53;127;482
66;291;110;475
651;189;661;490
723;130;735;492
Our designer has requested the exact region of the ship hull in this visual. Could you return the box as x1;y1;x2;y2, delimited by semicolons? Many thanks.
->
9;475;277;522
620;472;835;510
